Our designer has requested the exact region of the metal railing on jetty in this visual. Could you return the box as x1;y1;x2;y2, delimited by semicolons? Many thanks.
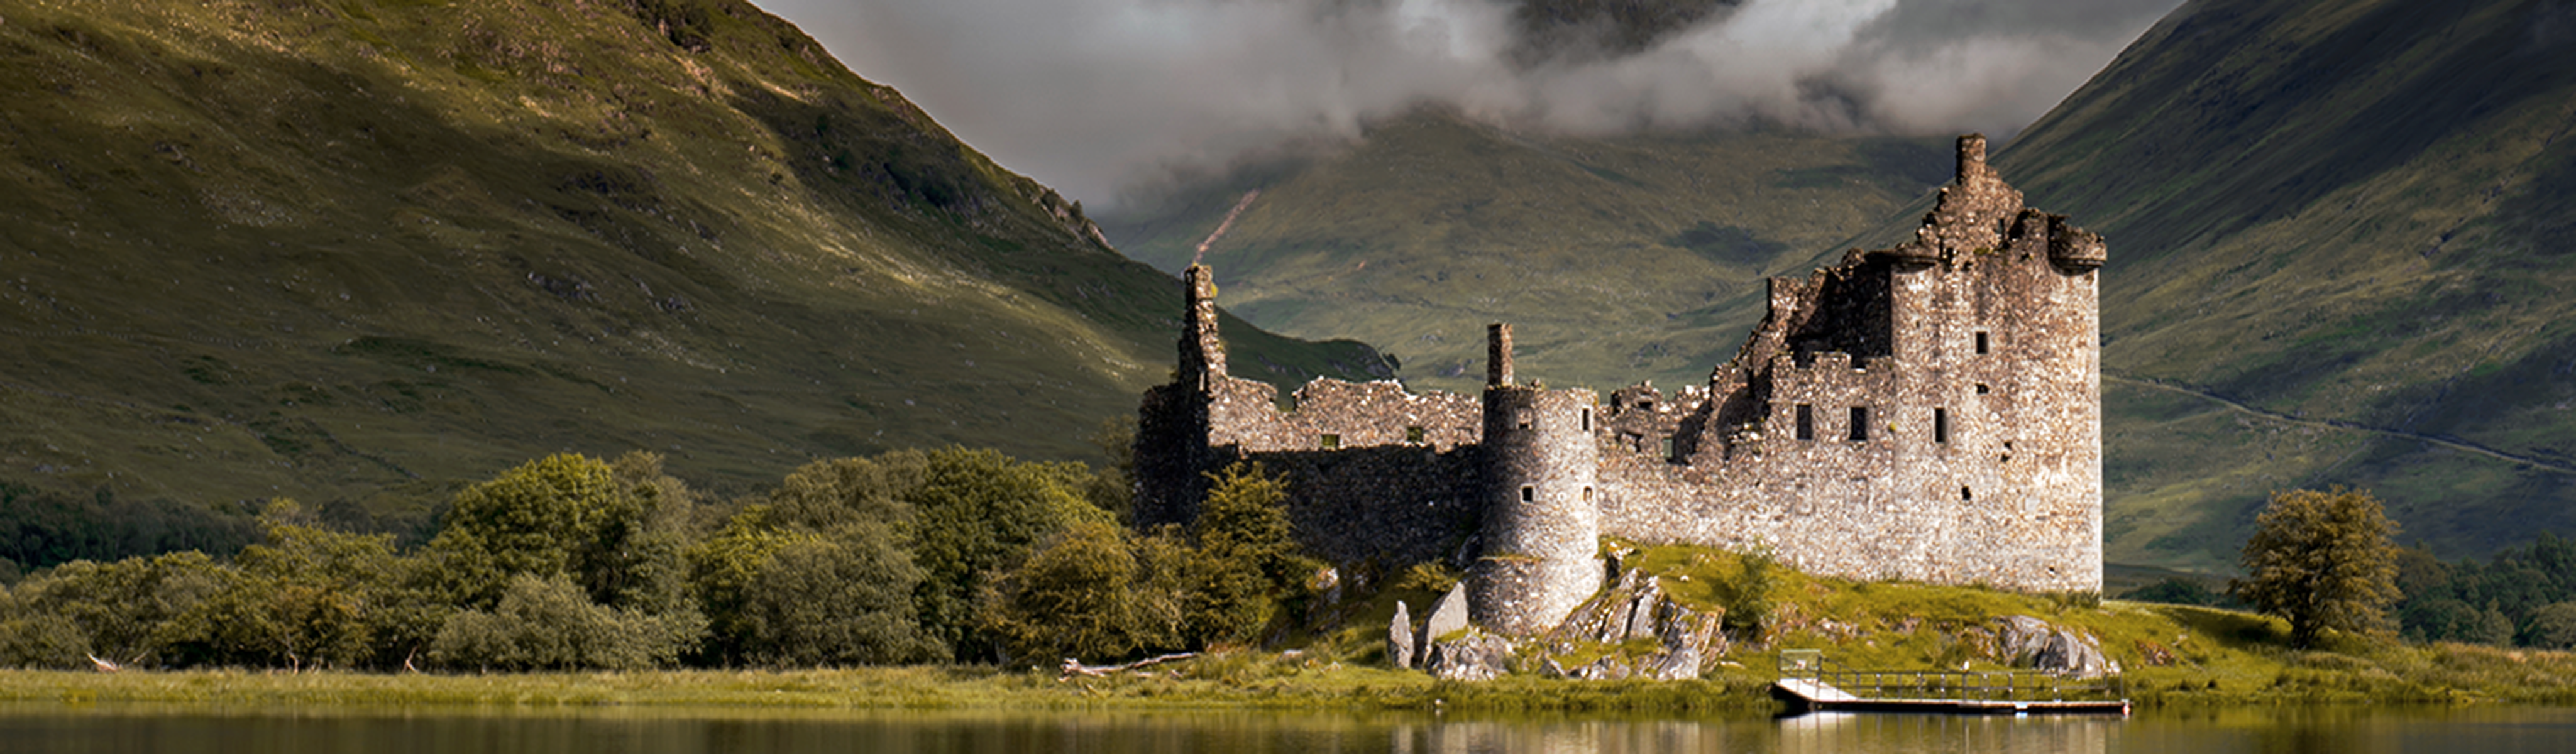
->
1774;649;2129;714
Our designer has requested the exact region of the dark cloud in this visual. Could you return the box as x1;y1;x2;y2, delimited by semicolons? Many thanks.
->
759;0;2182;206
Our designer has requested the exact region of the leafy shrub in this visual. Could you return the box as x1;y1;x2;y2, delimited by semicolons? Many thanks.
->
1715;545;1779;638
0;615;91;669
427;573;702;671
691;508;933;667
7;550;226;667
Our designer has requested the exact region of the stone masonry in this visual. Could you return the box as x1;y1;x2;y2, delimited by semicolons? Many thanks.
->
1135;134;2105;636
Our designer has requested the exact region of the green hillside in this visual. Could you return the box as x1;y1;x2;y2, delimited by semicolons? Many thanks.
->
0;0;1380;544
1096;111;1949;395
1981;0;2576;569
1100;0;2576;572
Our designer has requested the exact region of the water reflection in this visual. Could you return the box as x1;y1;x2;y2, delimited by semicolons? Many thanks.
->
5;704;2575;753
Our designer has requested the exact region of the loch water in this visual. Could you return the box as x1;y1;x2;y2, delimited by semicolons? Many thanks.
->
6;704;2576;753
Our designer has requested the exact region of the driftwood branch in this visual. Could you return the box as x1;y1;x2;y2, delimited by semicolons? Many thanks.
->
1059;652;1197;679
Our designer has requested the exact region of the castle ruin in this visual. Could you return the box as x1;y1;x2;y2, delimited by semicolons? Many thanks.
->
1135;134;2104;635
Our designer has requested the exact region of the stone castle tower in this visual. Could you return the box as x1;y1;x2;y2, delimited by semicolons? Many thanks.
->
1135;134;2103;637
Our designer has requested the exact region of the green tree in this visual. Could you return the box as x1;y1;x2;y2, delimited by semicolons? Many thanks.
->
2476;603;2519;646
977;519;1187;664
1186;462;1317;647
163;501;432;670
761;451;926;533
688;505;933;667
2230;487;2403;648
2524;601;2576;649
422;452;706;667
905;447;1110;659
7;550;226;667
426;452;695;613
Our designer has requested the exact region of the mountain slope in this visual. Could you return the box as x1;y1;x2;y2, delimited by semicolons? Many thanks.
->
0;0;1380;539
1981;0;2576;569
1098;110;1950;395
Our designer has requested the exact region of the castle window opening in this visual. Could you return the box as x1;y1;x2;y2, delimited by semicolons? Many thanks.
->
1583;486;1593;503
1516;410;1533;429
1582;408;1592;432
1319;434;1340;449
1849;407;1870;442
1406;425;1425;444
1974;331;1990;355
1520;485;1534;503
1661;437;1676;459
1976;383;1990;395
1934;408;1950;444
1961;486;1973;501
1795;404;1815;440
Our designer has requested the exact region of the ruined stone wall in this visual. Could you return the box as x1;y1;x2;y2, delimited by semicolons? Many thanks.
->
1135;133;2104;639
1594;134;2101;593
1133;264;1487;564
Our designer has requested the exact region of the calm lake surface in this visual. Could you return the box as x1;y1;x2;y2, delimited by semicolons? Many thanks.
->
6;704;2576;753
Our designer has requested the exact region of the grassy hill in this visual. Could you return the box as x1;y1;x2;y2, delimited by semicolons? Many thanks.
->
1096;111;1950;395
1976;0;2576;570
1106;0;2576;572
0;0;1382;545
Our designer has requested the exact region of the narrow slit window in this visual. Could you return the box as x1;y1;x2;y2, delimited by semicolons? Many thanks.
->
1406;426;1425;444
1974;331;1990;355
1582;486;1593;503
1520;485;1535;503
1795;404;1815;441
1582;408;1592;432
1976;383;1990;395
1319;434;1340;449
1934;407;1949;444
1661;437;1676;459
1849;407;1869;442
1961;486;1973;501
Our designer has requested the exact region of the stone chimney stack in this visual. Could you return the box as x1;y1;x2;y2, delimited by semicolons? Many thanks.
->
1487;322;1514;387
1956;133;1988;183
1181;265;1226;389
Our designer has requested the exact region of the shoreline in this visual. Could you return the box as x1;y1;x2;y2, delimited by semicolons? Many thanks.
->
6;656;2573;715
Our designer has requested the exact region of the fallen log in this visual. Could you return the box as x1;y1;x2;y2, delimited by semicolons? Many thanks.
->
1059;652;1198;679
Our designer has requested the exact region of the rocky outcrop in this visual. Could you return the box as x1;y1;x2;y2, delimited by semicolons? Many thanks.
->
1538;568;1722;681
1424;630;1514;681
1995;615;2120;679
1420;584;1470;661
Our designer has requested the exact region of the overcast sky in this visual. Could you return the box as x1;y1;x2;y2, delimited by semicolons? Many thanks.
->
756;0;2186;208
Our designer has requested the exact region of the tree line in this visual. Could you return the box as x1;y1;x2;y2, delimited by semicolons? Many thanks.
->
0;447;1316;672
2125;486;2576;650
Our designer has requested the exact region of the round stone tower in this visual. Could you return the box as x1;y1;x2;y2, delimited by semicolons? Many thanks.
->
1468;324;1604;637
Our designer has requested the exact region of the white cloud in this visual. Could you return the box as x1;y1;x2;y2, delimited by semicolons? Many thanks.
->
757;0;2179;205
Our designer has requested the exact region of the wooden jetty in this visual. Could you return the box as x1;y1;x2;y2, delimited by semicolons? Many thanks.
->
1770;650;2130;716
